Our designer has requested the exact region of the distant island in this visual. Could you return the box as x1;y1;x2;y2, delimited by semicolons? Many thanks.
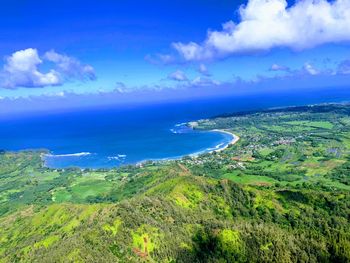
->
0;103;350;262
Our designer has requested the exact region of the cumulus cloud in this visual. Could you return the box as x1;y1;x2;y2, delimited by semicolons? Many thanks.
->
2;48;61;88
168;70;188;81
1;48;96;88
45;50;96;81
173;0;350;61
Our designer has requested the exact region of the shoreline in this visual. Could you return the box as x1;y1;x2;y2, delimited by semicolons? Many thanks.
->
209;129;240;153
116;129;240;167
142;129;240;163
40;129;240;169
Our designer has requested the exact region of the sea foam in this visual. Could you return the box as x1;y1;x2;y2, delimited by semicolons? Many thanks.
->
45;152;92;158
108;154;127;161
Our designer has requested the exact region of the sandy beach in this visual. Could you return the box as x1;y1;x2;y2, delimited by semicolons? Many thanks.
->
210;129;240;153
138;129;240;163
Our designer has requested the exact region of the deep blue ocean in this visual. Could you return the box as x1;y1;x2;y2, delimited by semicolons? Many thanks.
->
0;88;349;168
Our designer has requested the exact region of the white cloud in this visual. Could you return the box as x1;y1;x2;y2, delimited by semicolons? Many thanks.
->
191;76;221;87
2;48;61;88
173;0;350;61
44;50;96;81
270;63;289;71
41;91;66;98
168;70;188;81
303;63;320;75
145;53;176;65
53;91;65;97
198;64;211;76
1;48;96;89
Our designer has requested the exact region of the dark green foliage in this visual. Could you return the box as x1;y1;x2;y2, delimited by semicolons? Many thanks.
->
328;160;350;185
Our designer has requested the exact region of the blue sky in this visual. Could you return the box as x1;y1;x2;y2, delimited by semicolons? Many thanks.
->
0;0;350;113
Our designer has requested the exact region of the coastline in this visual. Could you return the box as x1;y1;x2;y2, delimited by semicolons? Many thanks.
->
180;128;239;158
209;129;240;153
41;128;240;169
134;129;240;166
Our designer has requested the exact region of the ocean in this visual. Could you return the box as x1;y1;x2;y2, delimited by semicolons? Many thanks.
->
1;88;349;168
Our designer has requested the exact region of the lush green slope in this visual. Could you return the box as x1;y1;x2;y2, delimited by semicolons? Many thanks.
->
1;104;350;262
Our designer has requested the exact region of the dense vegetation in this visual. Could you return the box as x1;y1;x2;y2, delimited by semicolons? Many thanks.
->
1;103;350;262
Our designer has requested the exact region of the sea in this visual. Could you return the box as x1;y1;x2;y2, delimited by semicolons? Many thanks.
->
0;88;349;168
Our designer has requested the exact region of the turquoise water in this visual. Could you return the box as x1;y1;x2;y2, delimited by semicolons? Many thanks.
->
42;123;233;169
0;102;234;168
